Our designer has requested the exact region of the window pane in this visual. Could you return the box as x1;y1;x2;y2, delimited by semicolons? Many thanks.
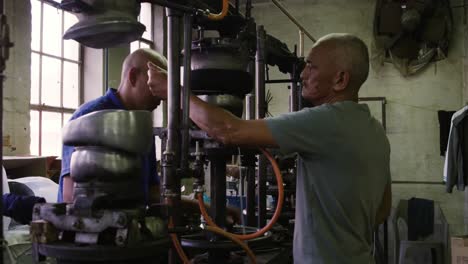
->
63;61;79;108
31;53;40;104
63;113;72;127
42;4;62;56
41;111;62;156
30;110;40;155
41;56;61;107
130;41;139;53
140;3;152;40
63;12;79;61
31;0;41;51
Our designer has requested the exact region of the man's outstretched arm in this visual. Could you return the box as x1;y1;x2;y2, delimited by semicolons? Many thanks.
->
147;61;277;147
189;95;278;148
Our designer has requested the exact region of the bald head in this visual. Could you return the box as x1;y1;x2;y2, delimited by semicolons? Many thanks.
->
117;48;167;111
121;48;167;81
313;33;369;91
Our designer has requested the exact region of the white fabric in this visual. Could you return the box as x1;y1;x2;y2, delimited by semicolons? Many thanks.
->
443;105;468;184
8;176;58;203
3;166;11;232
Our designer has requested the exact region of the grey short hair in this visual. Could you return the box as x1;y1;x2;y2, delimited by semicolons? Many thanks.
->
314;33;369;90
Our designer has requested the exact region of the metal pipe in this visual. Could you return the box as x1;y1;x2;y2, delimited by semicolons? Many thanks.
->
255;25;267;228
244;92;256;226
271;0;316;42
246;0;252;18
180;13;192;173
165;7;181;171
164;10;182;264
245;94;255;120
208;153;229;263
244;94;256;226
289;80;299;112
104;48;109;89
299;30;305;57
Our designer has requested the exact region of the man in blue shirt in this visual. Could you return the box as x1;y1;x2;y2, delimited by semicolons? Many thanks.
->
3;193;45;224
59;48;168;204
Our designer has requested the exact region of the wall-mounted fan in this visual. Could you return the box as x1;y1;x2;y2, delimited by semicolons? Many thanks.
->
373;0;453;76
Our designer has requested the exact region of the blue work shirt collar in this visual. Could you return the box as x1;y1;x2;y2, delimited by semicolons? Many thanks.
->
105;88;126;110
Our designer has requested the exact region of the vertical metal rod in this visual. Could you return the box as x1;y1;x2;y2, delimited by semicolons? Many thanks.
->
181;13;192;173
208;154;228;263
299;30;305;57
245;0;252;18
164;8;181;178
382;100;387;131
245;92;256;226
290;63;300;112
164;8;182;264
255;25;267;228
104;48;109;89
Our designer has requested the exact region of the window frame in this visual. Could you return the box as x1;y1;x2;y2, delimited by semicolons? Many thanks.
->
30;0;83;156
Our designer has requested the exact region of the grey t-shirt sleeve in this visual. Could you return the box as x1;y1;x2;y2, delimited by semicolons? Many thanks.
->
265;107;330;156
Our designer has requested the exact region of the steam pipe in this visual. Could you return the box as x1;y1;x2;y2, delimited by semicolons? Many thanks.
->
164;8;181;189
181;13;192;173
164;9;182;263
255;25;267;227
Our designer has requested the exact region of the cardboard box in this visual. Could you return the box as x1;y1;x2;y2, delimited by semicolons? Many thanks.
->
3;156;56;179
452;236;468;264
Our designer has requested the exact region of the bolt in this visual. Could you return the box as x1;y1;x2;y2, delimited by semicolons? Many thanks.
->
72;219;83;230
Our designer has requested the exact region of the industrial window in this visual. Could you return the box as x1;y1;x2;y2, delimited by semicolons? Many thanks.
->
130;3;154;52
30;0;82;156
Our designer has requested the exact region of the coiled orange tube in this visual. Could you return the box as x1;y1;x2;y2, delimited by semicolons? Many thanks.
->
197;148;284;240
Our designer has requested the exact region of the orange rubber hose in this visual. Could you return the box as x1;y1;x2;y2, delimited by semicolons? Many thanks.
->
197;148;284;240
168;217;190;264
207;0;229;20
204;225;256;264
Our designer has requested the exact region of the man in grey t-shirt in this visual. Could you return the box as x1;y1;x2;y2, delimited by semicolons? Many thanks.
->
148;33;392;263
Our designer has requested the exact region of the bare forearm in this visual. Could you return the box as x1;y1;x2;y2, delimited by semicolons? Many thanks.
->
62;175;74;203
189;95;240;145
